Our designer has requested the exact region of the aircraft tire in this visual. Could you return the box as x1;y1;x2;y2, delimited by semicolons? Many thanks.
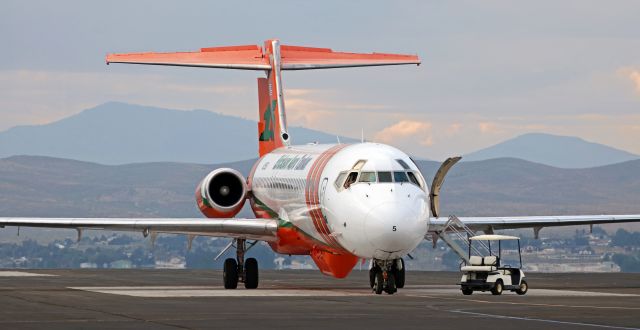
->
369;266;379;288
385;272;397;294
394;258;405;289
373;271;384;294
223;258;238;289
244;258;259;289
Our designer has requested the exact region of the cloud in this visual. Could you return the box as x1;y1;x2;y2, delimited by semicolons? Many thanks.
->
374;120;433;146
618;67;640;94
629;70;640;93
478;121;502;134
446;123;462;136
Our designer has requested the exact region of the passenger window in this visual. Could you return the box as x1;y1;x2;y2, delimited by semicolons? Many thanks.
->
378;171;392;183
334;172;347;189
359;171;376;183
407;172;420;186
394;171;409;183
344;172;358;189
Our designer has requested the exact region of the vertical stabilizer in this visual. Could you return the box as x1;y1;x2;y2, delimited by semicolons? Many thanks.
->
258;40;290;156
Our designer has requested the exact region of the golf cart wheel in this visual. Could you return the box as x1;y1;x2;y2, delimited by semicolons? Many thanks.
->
461;288;473;295
516;280;528;295
491;280;503;295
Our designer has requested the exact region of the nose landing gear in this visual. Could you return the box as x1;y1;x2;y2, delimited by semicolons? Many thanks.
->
222;239;259;289
369;258;405;295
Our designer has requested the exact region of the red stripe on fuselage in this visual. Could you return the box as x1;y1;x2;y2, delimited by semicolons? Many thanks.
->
305;144;347;250
311;145;344;247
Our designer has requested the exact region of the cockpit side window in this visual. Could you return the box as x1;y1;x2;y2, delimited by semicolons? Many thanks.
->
344;171;358;189
396;159;410;170
352;160;367;170
407;171;420;187
334;172;347;190
393;171;409;183
378;171;392;183
358;171;376;183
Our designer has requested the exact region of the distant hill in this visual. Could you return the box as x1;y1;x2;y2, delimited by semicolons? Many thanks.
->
464;133;638;168
1;155;638;220
0;102;356;165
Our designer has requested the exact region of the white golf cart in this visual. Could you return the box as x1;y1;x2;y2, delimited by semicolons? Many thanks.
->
459;234;528;295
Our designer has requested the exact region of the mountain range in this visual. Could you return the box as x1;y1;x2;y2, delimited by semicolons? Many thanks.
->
464;133;638;168
0;102;356;165
1;155;638;220
0;102;637;168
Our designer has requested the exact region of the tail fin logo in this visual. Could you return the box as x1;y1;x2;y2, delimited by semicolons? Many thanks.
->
259;101;277;142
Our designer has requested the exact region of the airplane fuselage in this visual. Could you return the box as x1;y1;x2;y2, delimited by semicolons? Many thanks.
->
248;142;430;264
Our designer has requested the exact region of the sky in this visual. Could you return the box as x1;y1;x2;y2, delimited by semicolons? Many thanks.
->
1;0;639;160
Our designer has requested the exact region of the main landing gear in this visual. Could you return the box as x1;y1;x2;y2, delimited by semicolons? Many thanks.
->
223;239;259;289
369;258;405;295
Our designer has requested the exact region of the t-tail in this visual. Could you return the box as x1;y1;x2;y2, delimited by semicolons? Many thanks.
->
106;39;421;156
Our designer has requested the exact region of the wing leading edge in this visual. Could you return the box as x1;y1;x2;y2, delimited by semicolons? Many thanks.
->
0;218;279;242
430;214;640;234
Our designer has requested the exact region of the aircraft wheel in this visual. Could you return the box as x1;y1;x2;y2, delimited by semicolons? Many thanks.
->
516;280;528;295
223;258;238;289
385;272;397;295
394;258;405;289
491;280;503;295
462;288;473;295
244;258;259;289
373;271;384;295
369;266;379;288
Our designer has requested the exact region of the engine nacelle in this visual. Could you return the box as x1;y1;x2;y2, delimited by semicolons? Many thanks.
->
196;168;247;218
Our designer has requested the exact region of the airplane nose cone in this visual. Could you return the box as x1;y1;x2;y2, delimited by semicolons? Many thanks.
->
364;201;427;254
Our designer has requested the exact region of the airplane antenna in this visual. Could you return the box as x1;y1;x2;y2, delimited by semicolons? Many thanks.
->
361;128;364;143
336;135;341;144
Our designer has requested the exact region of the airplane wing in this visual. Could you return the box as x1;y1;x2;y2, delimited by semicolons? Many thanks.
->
430;214;640;236
0;218;278;241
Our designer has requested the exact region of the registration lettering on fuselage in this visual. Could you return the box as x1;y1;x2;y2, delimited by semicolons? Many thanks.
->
272;154;313;171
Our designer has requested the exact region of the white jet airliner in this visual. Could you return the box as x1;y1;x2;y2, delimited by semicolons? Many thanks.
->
2;39;638;294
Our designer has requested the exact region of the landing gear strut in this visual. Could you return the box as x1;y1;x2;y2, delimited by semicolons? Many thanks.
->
223;239;259;289
370;258;404;295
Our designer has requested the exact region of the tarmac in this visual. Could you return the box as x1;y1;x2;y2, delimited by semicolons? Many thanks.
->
0;269;638;329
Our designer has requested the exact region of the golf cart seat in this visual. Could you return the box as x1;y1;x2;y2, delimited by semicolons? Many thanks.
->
460;255;498;272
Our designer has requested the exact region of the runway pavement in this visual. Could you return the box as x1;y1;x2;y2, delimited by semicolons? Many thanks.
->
0;269;638;329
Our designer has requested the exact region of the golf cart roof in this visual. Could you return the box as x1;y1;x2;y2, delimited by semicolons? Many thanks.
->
470;234;520;241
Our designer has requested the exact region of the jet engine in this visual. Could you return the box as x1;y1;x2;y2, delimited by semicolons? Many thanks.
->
196;168;247;218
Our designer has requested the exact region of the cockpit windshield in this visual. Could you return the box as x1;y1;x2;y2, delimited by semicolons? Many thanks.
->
393;171;409;183
335;167;424;191
378;171;392;183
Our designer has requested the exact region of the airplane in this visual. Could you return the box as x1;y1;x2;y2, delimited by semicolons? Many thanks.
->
1;39;639;294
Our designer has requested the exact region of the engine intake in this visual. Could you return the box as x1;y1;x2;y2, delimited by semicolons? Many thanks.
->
196;168;247;218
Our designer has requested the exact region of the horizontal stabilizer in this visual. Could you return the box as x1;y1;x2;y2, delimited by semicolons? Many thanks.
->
106;44;271;70
106;40;420;71
280;45;420;70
